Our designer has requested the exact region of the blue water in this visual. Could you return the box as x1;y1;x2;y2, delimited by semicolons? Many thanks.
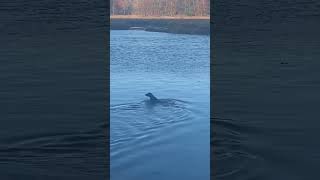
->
111;30;210;180
213;1;320;179
0;1;107;179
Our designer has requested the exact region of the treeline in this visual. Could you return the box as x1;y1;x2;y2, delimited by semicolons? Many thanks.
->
111;0;210;16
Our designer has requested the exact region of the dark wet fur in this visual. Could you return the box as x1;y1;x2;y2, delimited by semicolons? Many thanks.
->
144;93;187;108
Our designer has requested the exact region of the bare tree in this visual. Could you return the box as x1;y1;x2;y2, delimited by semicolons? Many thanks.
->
111;0;209;17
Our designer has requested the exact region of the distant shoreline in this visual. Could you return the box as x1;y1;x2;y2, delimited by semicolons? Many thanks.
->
111;15;210;20
110;16;210;35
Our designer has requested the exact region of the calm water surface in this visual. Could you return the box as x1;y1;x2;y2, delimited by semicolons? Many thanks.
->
111;30;210;180
0;1;107;179
213;0;320;179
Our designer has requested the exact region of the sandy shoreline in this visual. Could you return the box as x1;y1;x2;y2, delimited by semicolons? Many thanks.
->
110;16;210;35
111;15;210;20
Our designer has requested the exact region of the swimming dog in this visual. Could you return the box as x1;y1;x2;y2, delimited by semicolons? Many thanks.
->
145;92;158;102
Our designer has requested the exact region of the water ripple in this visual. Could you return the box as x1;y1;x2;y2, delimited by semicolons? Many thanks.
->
213;117;262;179
111;99;194;167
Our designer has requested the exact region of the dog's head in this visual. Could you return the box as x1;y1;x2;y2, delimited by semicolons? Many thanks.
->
145;92;153;97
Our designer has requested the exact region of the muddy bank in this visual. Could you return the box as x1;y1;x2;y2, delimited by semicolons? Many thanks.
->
110;18;210;35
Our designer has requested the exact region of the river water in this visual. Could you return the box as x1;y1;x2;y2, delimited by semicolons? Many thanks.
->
0;1;107;179
213;0;320;179
111;30;210;180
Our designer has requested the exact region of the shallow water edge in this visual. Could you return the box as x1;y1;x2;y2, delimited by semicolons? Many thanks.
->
110;18;210;35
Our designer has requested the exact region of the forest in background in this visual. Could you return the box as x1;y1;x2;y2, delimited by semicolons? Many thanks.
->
111;0;210;16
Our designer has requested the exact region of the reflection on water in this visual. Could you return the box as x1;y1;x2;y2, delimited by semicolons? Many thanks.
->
111;30;209;180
